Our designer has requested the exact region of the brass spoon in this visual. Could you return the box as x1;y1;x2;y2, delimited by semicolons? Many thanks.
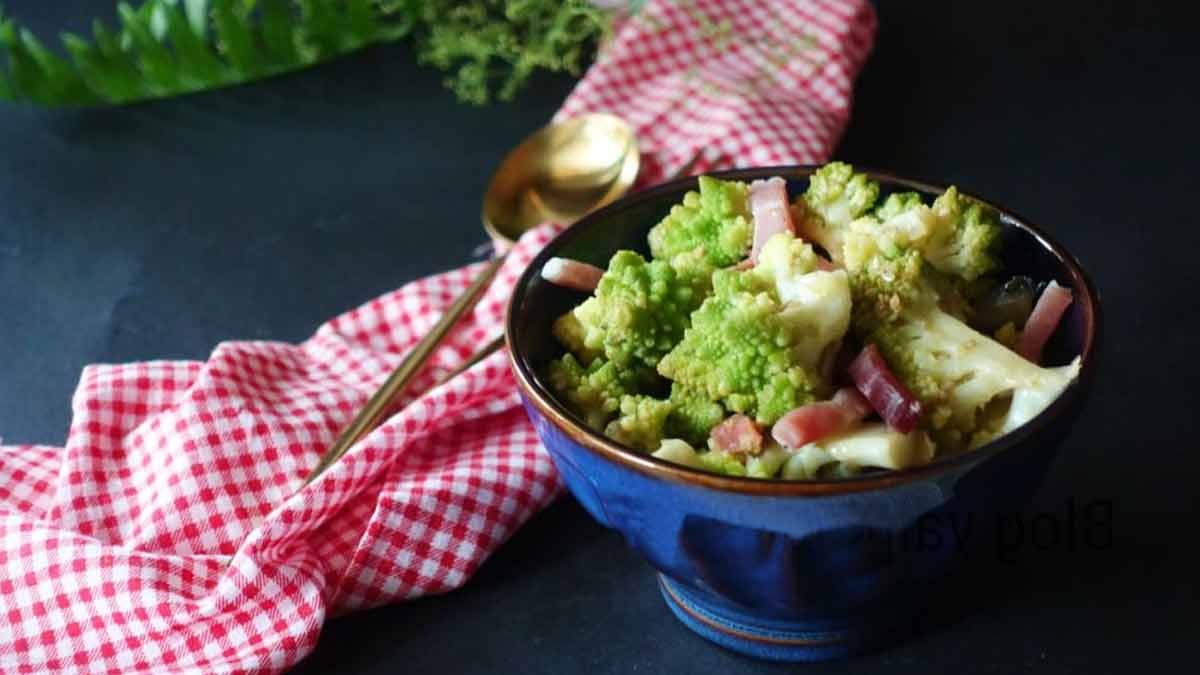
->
302;114;641;484
482;112;640;249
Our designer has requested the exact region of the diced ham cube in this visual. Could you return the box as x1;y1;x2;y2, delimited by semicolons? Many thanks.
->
848;344;923;433
749;177;795;263
1017;281;1073;364
540;257;604;292
709;414;764;455
770;387;872;449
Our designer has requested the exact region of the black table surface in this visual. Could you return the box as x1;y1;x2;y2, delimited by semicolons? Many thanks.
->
2;1;1196;672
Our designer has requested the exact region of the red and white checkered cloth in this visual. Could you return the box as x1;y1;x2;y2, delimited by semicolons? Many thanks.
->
0;1;875;672
563;0;877;186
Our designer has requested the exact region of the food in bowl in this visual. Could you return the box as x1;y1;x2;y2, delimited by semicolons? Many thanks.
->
538;162;1080;480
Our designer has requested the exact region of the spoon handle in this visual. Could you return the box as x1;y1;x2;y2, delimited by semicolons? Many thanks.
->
302;152;705;486
302;255;505;485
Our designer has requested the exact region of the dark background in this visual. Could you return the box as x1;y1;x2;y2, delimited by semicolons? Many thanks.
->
2;1;1196;672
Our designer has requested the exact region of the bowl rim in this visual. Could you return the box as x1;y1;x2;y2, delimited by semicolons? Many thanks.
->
505;165;1101;496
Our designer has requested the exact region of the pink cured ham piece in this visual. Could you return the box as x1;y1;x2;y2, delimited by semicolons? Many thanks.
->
709;414;764;455
770;387;872;449
1017;281;1073;364
749;177;795;263
848;344;923;433
540;257;605;292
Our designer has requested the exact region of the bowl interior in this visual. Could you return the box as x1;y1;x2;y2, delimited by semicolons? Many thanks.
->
508;166;1098;489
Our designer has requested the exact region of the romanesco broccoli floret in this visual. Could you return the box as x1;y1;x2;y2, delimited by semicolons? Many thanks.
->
698;449;747;476
604;395;673;451
843;223;928;327
662;246;716;290
875;191;924;220
844;184;1000;284
647;176;753;271
665;382;726;446
865;306;1079;445
841;201;1078;449
750;231;854;372
924;187;1002;281
552;311;602;363
841;190;986;325
795;162;881;263
658;290;812;423
657;232;851;425
570;249;706;371
547;354;638;431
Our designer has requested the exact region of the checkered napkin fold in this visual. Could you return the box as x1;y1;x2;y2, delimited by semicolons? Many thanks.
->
0;1;875;672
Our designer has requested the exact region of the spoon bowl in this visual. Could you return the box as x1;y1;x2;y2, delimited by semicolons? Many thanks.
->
482;113;640;247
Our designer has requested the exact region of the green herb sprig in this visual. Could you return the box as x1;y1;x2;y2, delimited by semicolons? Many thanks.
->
0;0;609;106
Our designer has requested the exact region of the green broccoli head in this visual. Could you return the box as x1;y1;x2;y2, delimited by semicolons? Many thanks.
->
547;354;639;431
604;395;673;451
925;186;1002;282
795;162;881;263
570;249;706;371
657;233;851;425
648;176;753;271
665;382;727;446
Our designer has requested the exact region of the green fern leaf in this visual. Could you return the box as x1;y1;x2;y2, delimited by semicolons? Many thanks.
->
211;0;260;77
117;2;186;94
0;0;609;107
259;0;301;67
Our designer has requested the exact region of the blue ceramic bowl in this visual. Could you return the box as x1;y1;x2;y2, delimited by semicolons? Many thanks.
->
505;166;1100;661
